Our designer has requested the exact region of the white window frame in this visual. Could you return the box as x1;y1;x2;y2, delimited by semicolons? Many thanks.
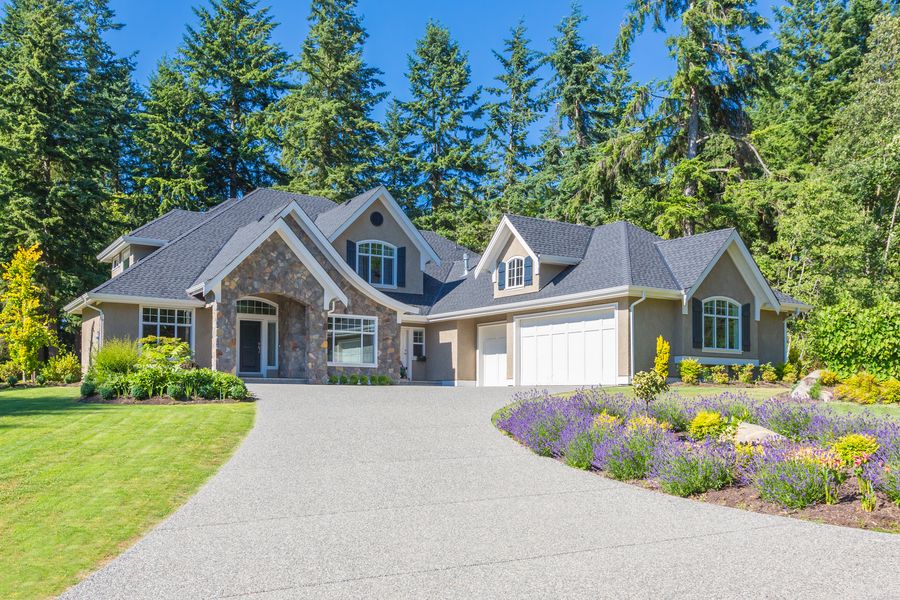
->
506;256;525;289
236;296;279;374
356;240;398;289
138;305;196;350
327;314;378;368
702;296;741;353
412;328;425;358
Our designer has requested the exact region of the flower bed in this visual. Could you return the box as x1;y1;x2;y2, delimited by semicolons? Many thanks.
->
495;389;900;532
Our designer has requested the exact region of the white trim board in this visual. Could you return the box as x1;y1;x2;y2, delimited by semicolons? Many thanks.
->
474;215;540;280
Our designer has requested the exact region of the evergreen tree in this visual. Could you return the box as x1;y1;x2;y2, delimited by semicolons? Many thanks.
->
133;58;214;218
180;0;289;200
277;0;385;200
484;21;543;214
376;100;419;215
399;22;487;243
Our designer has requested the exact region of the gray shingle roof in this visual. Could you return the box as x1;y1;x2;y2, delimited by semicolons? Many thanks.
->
505;214;594;259
655;228;734;290
129;208;210;241
314;187;381;238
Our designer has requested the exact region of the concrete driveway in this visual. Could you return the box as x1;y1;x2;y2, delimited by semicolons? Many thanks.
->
64;385;899;599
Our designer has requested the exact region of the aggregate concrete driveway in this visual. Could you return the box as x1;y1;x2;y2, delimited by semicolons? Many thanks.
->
64;385;900;599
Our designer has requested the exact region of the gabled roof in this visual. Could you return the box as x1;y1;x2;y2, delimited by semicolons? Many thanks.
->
504;214;594;261
130;208;210;241
655;228;735;290
314;187;381;238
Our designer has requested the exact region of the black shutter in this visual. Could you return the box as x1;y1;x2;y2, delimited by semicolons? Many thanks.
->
396;247;406;287
346;240;356;269
498;262;506;290
524;256;533;285
741;302;752;351
692;298;703;349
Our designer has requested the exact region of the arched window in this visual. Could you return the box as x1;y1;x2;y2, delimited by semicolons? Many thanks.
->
357;241;396;287
702;297;740;351
506;257;524;288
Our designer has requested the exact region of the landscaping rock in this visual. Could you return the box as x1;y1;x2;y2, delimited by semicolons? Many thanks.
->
734;422;784;445
820;388;835;402
790;369;823;401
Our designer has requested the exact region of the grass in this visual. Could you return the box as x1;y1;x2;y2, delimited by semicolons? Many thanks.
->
0;386;255;600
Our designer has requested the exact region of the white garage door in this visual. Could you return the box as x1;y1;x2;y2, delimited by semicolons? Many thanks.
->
478;323;508;386
517;308;617;386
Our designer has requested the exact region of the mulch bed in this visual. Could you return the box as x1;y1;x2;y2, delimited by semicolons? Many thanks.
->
634;474;900;533
79;394;254;405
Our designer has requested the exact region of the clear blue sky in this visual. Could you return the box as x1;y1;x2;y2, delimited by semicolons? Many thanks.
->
107;0;778;119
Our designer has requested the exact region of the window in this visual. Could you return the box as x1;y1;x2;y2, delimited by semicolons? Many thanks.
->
327;316;377;366
237;299;277;315
141;307;193;346
702;298;740;351
112;255;121;271
412;329;425;358
357;241;396;287
506;257;524;288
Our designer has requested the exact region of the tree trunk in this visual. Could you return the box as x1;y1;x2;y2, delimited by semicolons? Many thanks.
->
884;187;900;263
681;85;700;236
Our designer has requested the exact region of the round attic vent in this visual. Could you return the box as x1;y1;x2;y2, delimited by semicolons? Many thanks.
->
370;211;384;226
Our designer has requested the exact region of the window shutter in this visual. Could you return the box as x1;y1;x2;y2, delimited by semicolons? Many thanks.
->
692;298;702;349
524;256;533;285
741;302;752;351
397;247;406;287
346;240;356;268
498;262;506;290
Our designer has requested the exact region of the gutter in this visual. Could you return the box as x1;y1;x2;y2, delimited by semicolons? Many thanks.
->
628;292;647;383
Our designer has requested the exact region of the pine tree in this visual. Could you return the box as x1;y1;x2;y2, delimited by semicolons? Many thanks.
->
134;58;214;218
0;0;122;314
484;21;543;213
277;0;385;200
180;0;289;200
399;21;486;242
377;100;419;215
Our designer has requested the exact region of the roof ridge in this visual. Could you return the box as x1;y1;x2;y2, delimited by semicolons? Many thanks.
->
505;212;595;232
654;226;735;246
128;207;201;237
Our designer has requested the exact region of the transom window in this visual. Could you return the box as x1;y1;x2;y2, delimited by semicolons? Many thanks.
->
327;316;377;366
506;257;524;288
357;241;396;287
703;298;740;351
236;299;277;315
141;307;193;346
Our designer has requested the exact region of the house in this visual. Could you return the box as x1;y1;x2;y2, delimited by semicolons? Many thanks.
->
64;187;810;386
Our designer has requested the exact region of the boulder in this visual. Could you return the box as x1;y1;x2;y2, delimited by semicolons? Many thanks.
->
790;369;823;401
734;422;785;445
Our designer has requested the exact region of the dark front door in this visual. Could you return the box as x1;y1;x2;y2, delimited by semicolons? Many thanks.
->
239;320;262;373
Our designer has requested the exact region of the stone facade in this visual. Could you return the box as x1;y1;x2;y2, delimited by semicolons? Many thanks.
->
211;215;401;383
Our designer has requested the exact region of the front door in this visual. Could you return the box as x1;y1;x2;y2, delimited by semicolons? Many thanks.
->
239;320;262;374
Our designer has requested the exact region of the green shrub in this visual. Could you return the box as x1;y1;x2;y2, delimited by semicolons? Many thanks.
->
654;336;670;379
211;371;246;399
167;383;186;400
35;374;46;385
41;352;81;383
758;362;777;383
198;384;216;400
632;370;668;411
227;384;248;400
328;374;339;384
127;364;170;398
92;338;139;376
6;375;18;387
819;370;840;386
130;384;149;400
755;457;835;509
348;374;359;385
688;411;725;440
835;372;881;404
604;432;658;480
181;368;214;398
781;363;798;384
564;431;596;470
530;414;567;457
810;380;822;400
98;385;115;401
880;378;900;404
379;374;392;385
137;336;192;368
80;380;96;397
339;374;348;385
657;449;734;497
650;398;689;432
679;360;701;385
710;365;729;385
737;364;755;384
831;434;879;465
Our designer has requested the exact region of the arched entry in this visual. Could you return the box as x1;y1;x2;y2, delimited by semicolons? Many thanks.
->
236;297;278;376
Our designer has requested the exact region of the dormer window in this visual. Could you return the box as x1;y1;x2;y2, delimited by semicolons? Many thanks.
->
506;257;524;288
357;241;396;287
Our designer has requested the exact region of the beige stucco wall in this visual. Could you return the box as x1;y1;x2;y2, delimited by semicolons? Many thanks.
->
77;302;139;370
332;197;424;295
194;306;213;368
758;310;786;365
80;306;102;371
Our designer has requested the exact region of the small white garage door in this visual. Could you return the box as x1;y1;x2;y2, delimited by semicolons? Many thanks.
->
478;323;508;386
517;307;617;386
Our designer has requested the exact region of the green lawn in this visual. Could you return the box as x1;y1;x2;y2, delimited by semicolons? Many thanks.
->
0;386;255;600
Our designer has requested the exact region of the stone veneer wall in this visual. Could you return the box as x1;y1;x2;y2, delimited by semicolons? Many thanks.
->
212;216;401;382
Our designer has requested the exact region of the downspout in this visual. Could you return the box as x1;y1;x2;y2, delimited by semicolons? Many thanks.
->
783;308;800;363
628;292;647;383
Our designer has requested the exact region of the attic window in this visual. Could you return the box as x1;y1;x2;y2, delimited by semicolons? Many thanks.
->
370;211;384;226
506;257;524;288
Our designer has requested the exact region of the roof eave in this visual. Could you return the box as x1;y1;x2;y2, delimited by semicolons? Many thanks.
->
97;236;168;262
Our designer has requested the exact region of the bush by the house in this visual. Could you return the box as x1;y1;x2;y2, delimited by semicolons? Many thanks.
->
880;378;900;404
654;336;670;380
40;352;81;383
835;372;881;404
328;373;393;385
679;359;701;385
759;362;778;383
820;370;841;386
632;369;667;411
735;364;755;384
0;361;19;384
91;338;139;375
495;388;900;520
710;365;729;385
781;363;798;384
80;380;96;397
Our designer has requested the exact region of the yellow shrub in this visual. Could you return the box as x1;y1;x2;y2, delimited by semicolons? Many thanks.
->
679;359;702;385
831;434;879;465
819;370;840;386
835;372;881;404
880;378;900;404
688;410;724;440
626;414;670;434
654;336;671;379
593;412;621;431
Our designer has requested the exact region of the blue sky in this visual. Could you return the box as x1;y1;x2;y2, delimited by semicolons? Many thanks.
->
107;0;778;119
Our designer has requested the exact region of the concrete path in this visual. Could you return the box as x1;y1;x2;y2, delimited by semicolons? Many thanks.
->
63;385;900;599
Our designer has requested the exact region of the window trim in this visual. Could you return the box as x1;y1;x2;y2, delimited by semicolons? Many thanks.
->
326;314;379;368
138;305;196;351
701;296;742;353
356;240;398;289
235;296;279;374
412;327;425;358
505;256;525;289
